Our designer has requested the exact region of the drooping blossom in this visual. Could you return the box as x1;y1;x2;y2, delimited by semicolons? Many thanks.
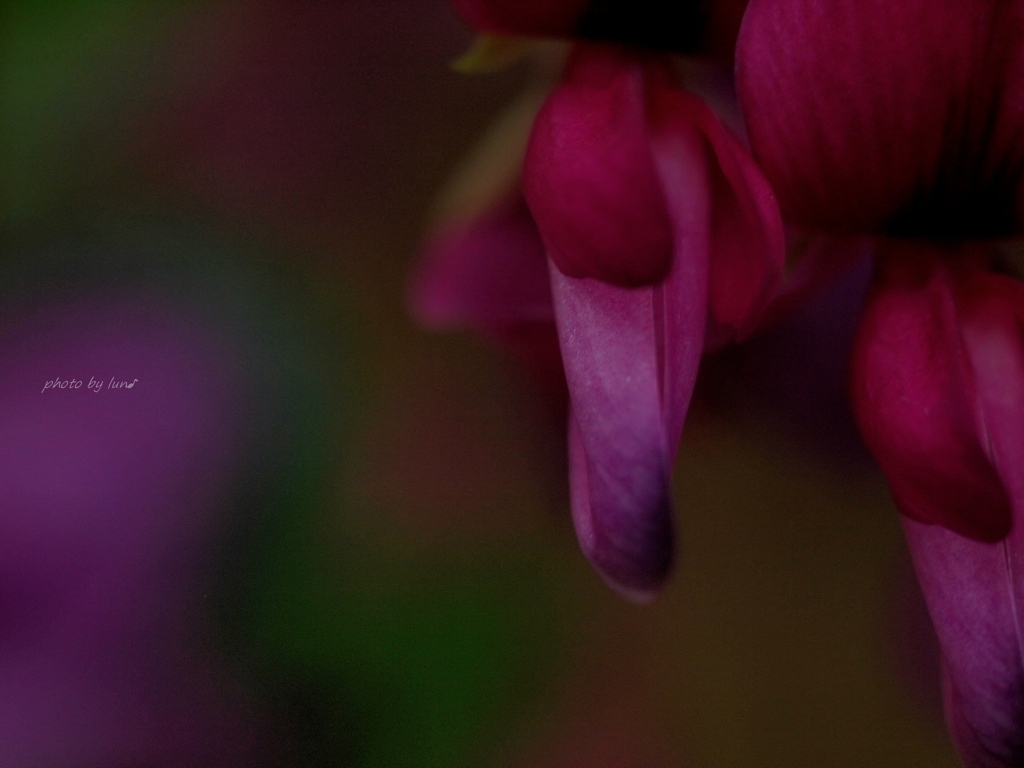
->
737;1;1024;763
415;0;785;599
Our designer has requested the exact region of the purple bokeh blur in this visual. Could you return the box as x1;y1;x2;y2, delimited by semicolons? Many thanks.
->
0;291;263;766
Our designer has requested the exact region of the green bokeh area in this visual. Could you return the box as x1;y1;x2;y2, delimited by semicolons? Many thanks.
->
235;387;563;767
204;240;564;766
246;526;562;766
2;0;185;218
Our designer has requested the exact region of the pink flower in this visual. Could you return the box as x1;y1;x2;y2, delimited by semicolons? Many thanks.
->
527;45;782;599
417;1;784;599
737;1;1024;762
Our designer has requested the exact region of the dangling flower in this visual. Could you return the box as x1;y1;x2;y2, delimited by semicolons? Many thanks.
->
737;1;1024;762
416;0;784;599
526;43;783;599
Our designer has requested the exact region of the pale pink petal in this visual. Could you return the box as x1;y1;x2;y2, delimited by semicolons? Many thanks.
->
904;519;1024;767
553;271;675;599
566;409;669;603
549;112;710;598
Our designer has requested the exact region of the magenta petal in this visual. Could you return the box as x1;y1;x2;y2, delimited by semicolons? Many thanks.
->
524;46;674;286
410;191;566;398
904;519;1024;767
736;0;1024;235
850;247;1011;542
450;0;588;36
411;192;553;328
960;271;1024;511
550;117;710;598
704;125;784;345
649;87;785;345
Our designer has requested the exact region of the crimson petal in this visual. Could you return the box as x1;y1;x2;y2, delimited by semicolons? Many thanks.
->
850;245;1011;542
411;192;552;328
411;191;565;397
856;250;1024;765
737;0;1024;237
960;270;1024;511
524;46;675;286
656;88;785;346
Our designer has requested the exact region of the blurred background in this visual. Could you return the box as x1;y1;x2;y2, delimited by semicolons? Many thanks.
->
0;1;961;765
